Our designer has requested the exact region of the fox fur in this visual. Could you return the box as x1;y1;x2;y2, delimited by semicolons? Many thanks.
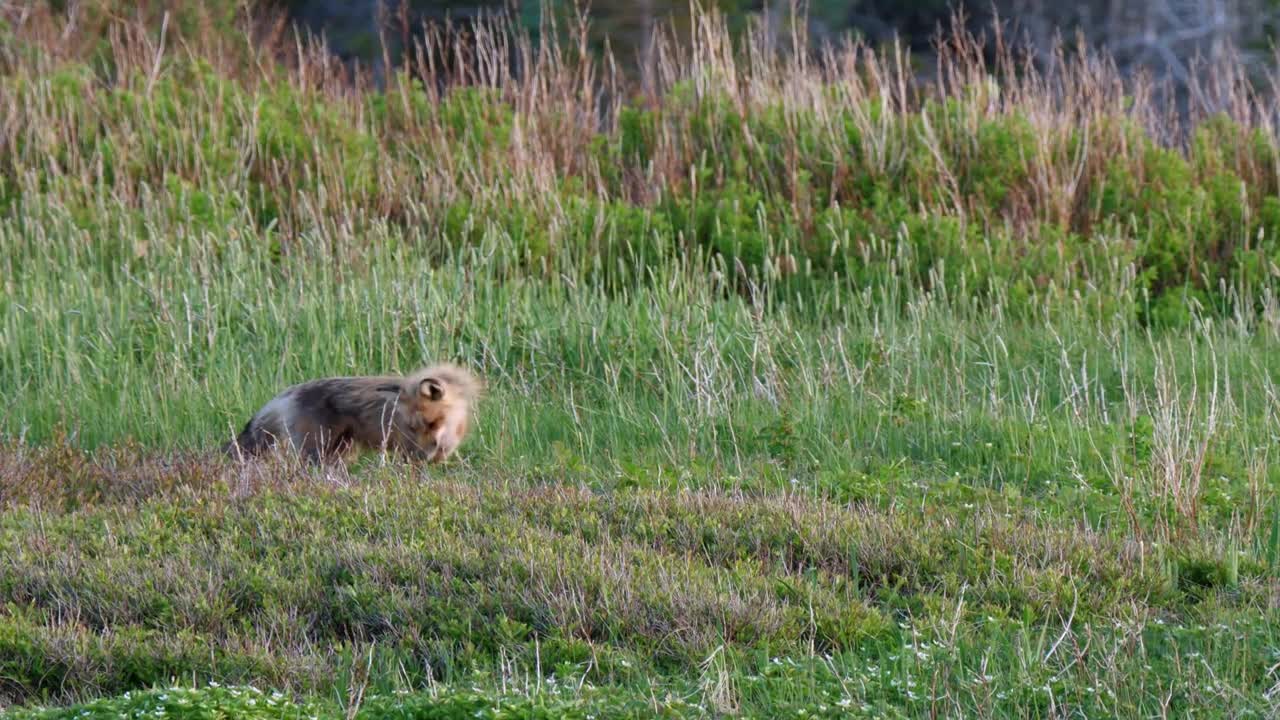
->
224;364;481;464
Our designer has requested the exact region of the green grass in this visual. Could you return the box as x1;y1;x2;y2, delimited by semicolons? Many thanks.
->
3;3;1280;718
2;462;1277;717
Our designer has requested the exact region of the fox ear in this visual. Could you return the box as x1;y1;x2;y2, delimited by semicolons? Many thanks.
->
419;378;445;401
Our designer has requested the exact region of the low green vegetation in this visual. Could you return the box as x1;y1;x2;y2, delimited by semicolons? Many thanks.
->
2;3;1279;718
3;459;1278;717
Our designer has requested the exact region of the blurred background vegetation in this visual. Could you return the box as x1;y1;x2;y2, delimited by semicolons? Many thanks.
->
279;0;1280;96
29;0;1280;98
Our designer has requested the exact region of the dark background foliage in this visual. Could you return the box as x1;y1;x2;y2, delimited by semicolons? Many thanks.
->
276;1;1280;89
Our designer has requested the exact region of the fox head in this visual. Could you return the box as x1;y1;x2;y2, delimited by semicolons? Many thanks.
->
398;364;481;460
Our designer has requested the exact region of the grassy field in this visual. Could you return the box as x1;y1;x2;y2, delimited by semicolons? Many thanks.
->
2;3;1280;717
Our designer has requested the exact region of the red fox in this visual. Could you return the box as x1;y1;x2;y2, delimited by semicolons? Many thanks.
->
224;364;481;464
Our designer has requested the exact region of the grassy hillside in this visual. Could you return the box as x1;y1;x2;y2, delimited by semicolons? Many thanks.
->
2;3;1279;718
